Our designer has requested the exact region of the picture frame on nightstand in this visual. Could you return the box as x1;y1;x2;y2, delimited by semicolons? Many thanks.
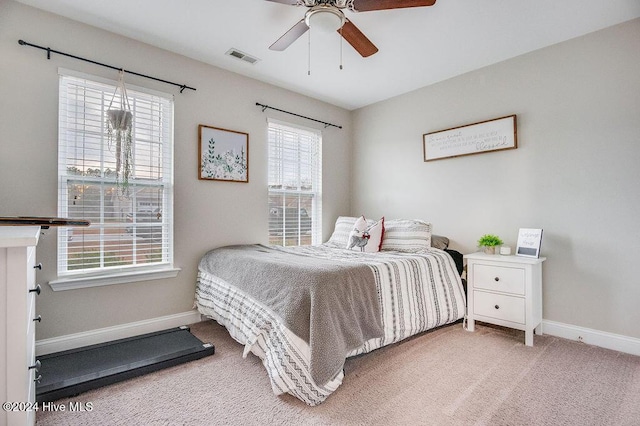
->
516;228;543;258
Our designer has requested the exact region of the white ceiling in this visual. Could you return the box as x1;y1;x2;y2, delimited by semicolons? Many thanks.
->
14;0;640;110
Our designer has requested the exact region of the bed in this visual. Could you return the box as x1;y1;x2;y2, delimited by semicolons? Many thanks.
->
195;217;466;406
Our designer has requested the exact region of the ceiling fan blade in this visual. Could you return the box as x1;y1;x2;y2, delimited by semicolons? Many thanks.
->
269;19;310;51
264;0;299;5
339;20;378;57
352;0;436;12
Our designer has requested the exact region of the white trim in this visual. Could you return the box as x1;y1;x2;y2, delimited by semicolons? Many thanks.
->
36;310;202;355
48;267;181;291
542;319;640;357
35;314;640;358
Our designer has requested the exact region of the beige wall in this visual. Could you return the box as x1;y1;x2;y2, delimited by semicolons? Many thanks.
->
0;1;353;339
2;0;639;342
352;19;640;338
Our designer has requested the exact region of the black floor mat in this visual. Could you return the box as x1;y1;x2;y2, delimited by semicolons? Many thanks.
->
36;326;214;402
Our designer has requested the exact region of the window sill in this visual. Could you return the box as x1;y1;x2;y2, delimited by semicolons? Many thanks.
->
49;267;182;291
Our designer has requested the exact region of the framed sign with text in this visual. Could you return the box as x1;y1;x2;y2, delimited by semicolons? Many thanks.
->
516;228;543;258
423;115;517;162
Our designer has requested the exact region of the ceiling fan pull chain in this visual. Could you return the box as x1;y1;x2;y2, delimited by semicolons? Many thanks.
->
339;26;343;70
308;27;312;76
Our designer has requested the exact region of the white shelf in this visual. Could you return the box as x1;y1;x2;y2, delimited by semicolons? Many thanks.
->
0;226;40;248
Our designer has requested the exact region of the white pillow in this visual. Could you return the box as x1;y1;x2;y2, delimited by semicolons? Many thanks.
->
346;216;384;253
327;216;359;247
380;219;432;252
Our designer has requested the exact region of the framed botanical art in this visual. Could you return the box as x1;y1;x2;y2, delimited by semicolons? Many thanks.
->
199;124;249;182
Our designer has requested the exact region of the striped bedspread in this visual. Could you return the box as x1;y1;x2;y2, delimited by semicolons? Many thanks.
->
196;244;466;406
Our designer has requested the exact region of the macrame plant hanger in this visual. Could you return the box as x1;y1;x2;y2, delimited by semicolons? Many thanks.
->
107;70;133;199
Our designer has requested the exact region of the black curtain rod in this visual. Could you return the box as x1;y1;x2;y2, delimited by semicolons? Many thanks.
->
18;39;196;93
256;102;342;129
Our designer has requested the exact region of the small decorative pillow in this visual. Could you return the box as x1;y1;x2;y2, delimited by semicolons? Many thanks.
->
380;219;432;252
366;217;384;252
327;216;359;247
346;216;384;253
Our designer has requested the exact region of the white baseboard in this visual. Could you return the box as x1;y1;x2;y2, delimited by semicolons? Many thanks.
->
542;319;640;357
36;310;203;356
35;313;640;358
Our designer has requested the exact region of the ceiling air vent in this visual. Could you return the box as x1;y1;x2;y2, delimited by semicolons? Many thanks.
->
225;48;260;65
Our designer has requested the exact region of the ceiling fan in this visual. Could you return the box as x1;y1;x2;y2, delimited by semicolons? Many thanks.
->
266;0;437;58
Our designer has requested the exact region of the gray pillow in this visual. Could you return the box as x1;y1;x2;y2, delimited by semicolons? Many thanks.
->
431;234;450;250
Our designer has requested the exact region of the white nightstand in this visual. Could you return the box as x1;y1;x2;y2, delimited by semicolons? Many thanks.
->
464;252;546;346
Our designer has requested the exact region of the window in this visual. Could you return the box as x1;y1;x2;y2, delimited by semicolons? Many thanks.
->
268;120;322;246
56;70;174;284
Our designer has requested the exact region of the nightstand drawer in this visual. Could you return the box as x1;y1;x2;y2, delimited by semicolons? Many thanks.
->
473;291;525;324
473;264;525;295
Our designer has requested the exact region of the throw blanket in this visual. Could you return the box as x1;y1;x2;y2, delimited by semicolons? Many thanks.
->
198;244;384;385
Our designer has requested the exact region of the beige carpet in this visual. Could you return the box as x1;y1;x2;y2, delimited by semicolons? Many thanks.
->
36;320;640;426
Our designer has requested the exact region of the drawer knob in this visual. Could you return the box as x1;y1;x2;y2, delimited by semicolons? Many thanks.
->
494;277;500;282
33;315;42;323
29;284;42;295
29;360;41;372
494;305;500;310
34;262;43;270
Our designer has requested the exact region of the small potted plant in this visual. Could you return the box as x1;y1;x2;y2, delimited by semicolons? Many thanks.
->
477;234;503;254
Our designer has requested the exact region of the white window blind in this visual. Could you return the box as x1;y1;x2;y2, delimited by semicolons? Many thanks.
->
268;120;322;246
57;71;174;276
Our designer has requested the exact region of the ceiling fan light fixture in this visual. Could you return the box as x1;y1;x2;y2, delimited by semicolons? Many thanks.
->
305;6;345;33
